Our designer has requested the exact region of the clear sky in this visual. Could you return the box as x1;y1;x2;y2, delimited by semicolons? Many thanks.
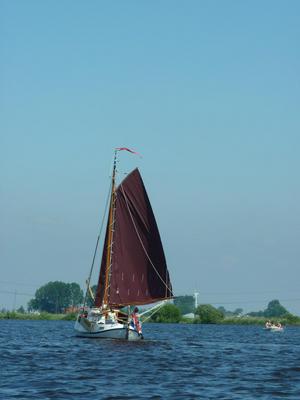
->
1;1;299;314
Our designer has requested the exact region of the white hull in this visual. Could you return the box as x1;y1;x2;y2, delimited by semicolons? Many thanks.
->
265;326;284;332
270;327;284;332
74;315;142;341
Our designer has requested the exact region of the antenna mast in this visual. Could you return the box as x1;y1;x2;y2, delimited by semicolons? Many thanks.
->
194;292;199;310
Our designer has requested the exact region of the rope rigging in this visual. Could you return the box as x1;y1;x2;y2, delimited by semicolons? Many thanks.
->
83;179;112;307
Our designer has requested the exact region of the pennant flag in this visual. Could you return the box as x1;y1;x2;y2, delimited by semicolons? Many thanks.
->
116;147;142;157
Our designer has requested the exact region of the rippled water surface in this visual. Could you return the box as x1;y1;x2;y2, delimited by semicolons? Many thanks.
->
1;320;300;399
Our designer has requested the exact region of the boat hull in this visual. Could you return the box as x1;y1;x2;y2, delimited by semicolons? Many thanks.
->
265;326;284;332
270;327;284;332
74;318;142;341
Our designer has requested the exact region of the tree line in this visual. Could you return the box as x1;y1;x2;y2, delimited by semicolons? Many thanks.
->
150;299;300;324
24;282;299;326
28;281;83;313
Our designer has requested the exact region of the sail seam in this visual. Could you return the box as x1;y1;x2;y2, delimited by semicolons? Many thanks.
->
120;183;172;295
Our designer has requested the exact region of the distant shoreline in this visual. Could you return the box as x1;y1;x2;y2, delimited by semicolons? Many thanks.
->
0;312;75;321
1;312;300;325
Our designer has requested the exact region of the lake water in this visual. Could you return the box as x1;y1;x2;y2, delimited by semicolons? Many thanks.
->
1;320;300;399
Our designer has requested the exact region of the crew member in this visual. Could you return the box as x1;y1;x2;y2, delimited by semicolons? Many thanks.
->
131;307;142;336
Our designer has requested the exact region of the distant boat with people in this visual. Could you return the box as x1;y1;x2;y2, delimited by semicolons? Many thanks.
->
264;320;284;332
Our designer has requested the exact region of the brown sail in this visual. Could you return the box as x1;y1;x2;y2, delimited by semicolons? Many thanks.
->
95;168;173;307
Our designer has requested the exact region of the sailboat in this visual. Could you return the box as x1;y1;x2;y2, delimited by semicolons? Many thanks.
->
74;148;173;340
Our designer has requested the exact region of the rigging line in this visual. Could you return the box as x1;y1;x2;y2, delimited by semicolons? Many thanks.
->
83;179;112;307
141;301;167;323
0;281;39;287
106;183;117;303
208;298;300;305
0;290;34;297
120;183;172;294
195;290;300;296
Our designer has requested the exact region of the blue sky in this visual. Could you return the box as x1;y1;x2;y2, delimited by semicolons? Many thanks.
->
1;1;300;313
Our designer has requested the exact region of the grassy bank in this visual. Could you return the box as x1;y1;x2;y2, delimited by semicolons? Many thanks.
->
0;312;77;321
177;316;267;325
220;315;300;326
163;315;300;325
2;312;300;326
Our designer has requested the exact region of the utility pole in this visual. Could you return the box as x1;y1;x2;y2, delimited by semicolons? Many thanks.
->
194;292;199;310
13;290;17;311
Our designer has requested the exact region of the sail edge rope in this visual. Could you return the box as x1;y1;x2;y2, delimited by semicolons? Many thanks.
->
84;179;112;307
120;183;173;295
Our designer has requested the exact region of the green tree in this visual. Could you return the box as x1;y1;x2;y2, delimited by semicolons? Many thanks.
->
68;282;84;307
284;313;300;324
150;304;181;323
28;281;83;313
217;306;226;316
195;304;224;324
217;306;243;317
174;295;195;314
233;308;243;316
264;300;288;317
247;310;264;317
28;298;39;312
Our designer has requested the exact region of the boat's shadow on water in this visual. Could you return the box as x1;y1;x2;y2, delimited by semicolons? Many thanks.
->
74;334;173;352
75;336;163;344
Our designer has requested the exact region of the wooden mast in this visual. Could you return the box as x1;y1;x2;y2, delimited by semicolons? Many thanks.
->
103;150;117;306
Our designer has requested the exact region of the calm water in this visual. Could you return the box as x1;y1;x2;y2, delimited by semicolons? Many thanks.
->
1;321;300;399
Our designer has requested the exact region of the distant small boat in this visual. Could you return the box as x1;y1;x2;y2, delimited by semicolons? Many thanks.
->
270;325;284;332
74;148;173;340
264;324;284;332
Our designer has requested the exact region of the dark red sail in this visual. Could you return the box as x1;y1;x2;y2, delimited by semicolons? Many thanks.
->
95;168;173;307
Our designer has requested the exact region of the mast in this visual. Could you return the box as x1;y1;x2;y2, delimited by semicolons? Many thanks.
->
102;150;117;306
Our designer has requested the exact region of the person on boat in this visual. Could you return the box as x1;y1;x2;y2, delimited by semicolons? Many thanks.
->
265;320;271;329
107;310;116;323
130;307;142;336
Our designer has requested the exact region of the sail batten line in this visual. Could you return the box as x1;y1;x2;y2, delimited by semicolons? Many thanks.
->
120;183;172;295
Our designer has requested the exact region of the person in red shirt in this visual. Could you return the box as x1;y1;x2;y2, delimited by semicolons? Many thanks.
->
131;307;142;336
